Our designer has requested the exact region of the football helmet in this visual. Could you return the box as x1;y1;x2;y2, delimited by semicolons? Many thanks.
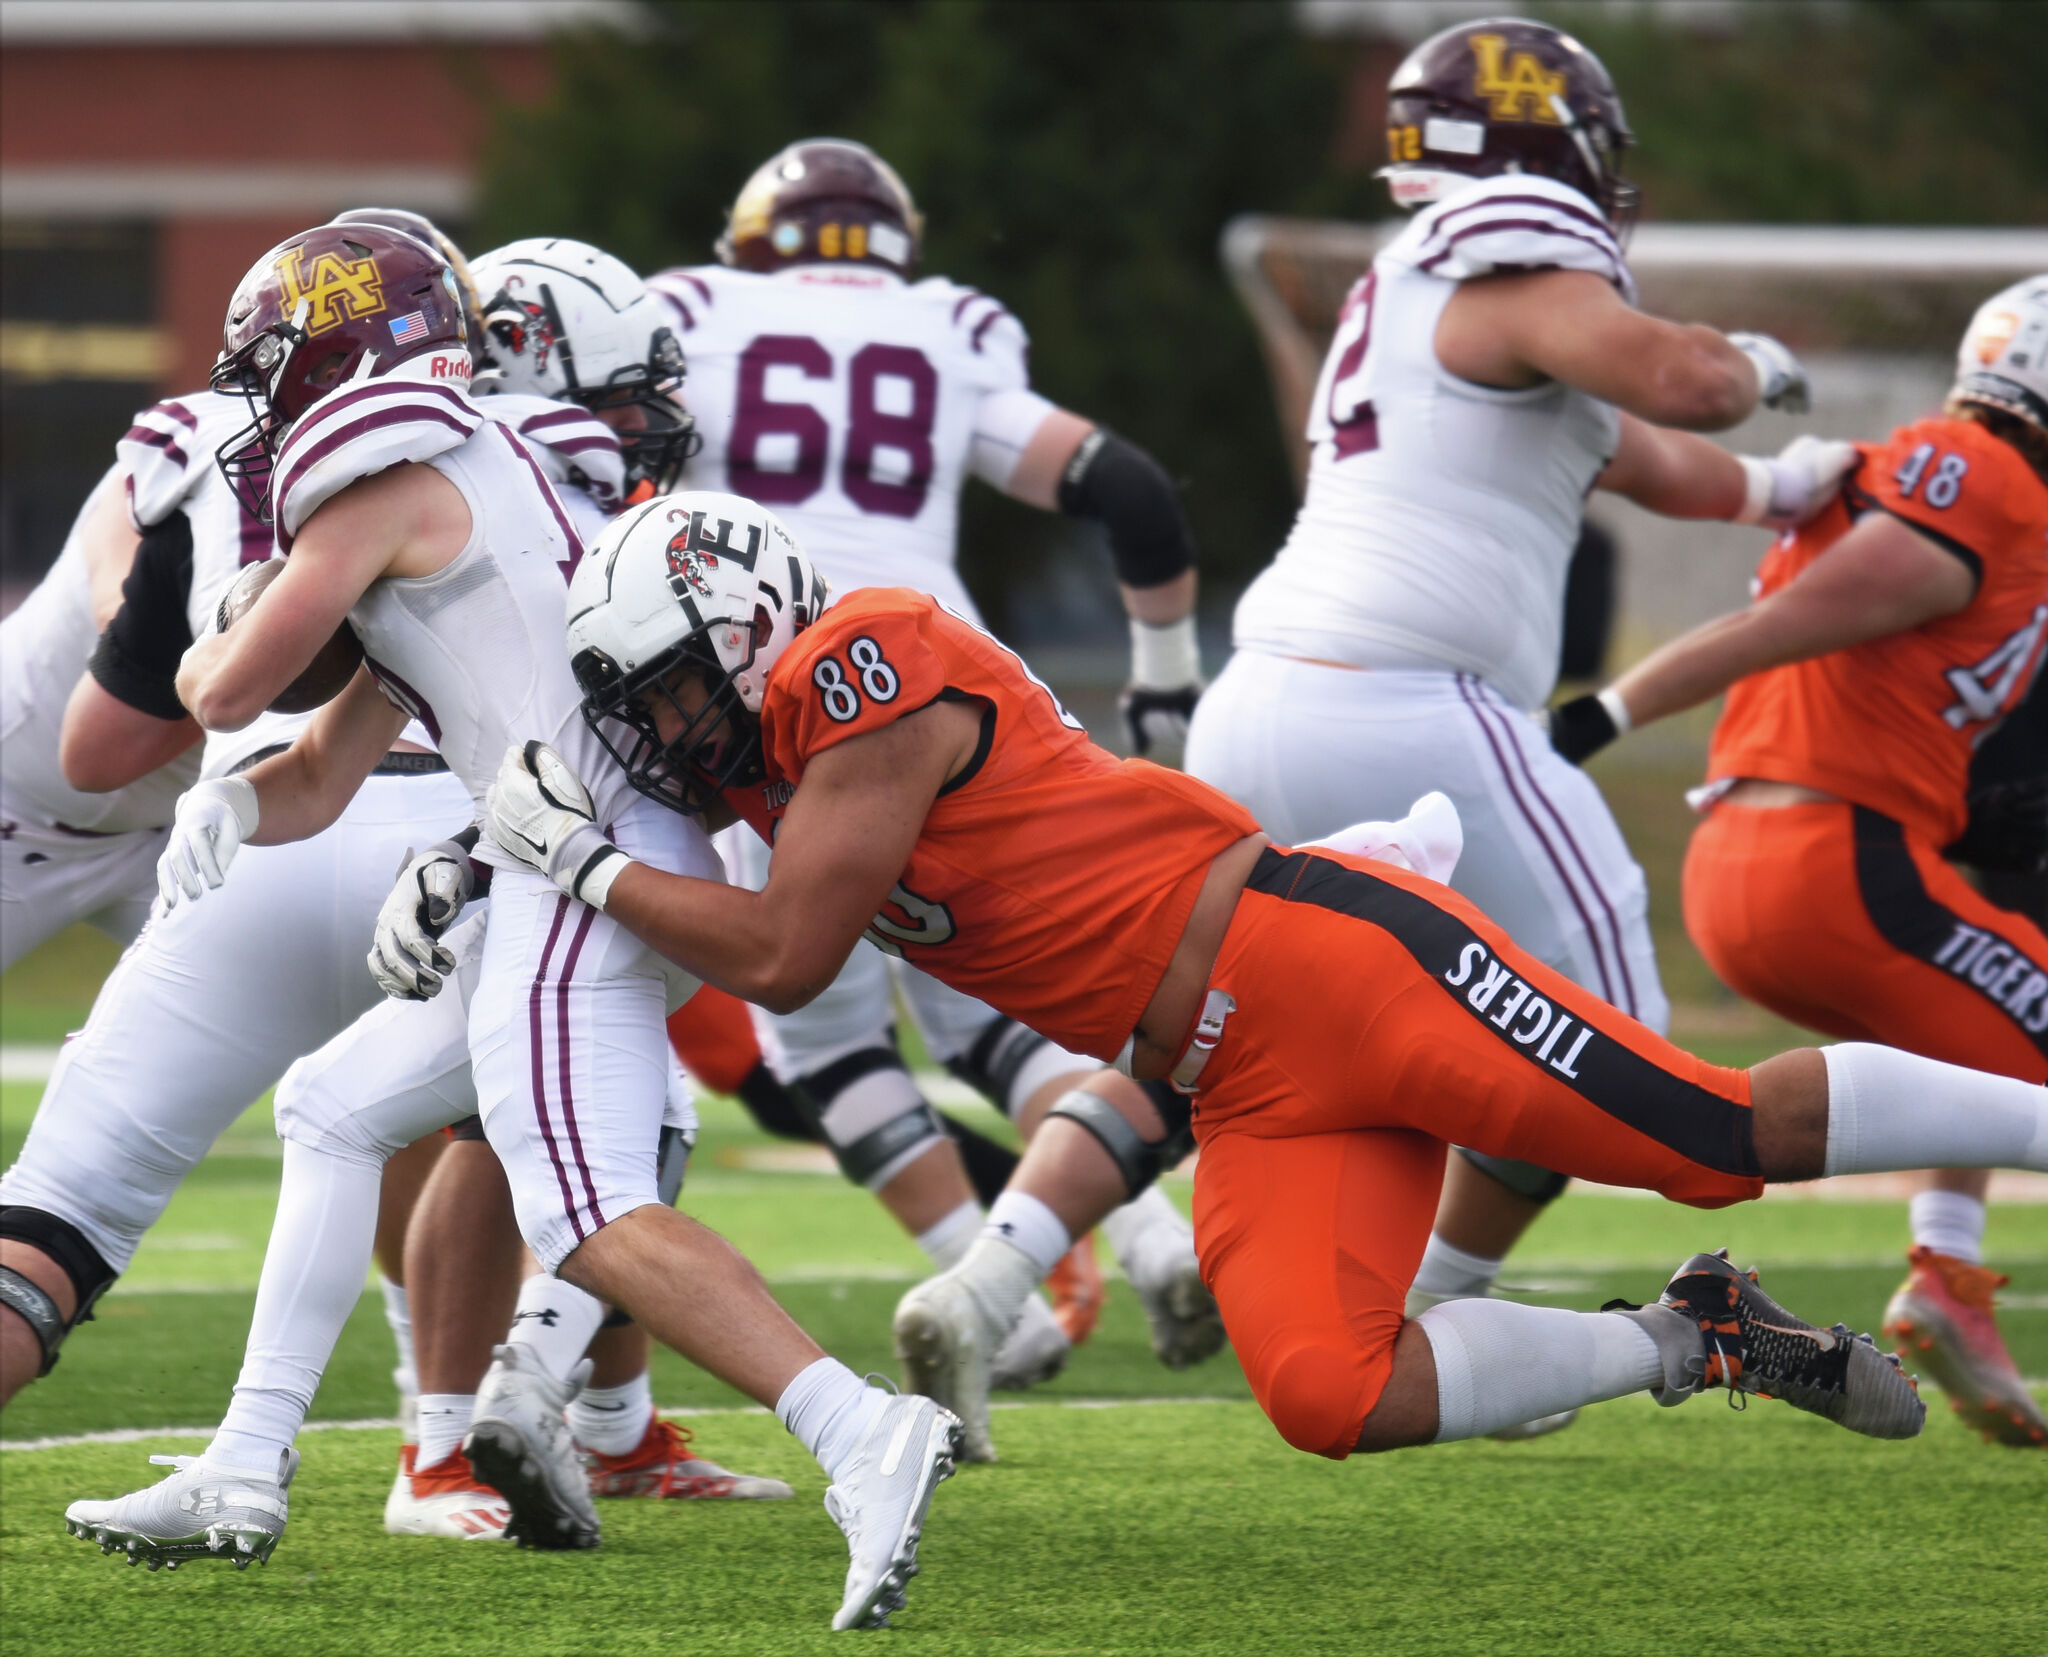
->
471;237;698;494
1381;17;1637;231
566;491;828;814
1952;275;2048;436
210;224;469;522
330;206;486;348
716;138;923;277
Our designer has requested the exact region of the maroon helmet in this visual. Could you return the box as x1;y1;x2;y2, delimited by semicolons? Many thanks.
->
210;224;469;522
1381;17;1637;231
330;206;486;349
715;138;923;277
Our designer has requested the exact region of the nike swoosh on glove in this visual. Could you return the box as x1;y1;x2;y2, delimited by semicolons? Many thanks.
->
485;741;632;909
367;836;477;999
156;776;260;908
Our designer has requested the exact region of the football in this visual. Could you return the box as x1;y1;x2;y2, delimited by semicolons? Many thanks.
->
215;558;365;714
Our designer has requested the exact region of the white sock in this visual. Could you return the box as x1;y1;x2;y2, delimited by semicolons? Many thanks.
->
1416;1299;1665;1442
1822;1043;2048;1175
981;1191;1071;1275
775;1357;888;1481
209;1142;384;1476
1409;1235;1503;1303
380;1276;416;1403
915;1199;983;1271
1100;1185;1187;1282
417;1393;476;1470
1909;1189;1988;1264
568;1372;654;1456
506;1272;609;1385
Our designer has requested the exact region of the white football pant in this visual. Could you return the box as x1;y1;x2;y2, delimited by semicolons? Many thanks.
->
1186;655;1668;1032
0;791;165;972
0;770;472;1271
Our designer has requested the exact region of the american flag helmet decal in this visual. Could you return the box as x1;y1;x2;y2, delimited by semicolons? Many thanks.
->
388;310;429;345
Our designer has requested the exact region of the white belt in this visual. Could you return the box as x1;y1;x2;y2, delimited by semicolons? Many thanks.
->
1114;988;1238;1095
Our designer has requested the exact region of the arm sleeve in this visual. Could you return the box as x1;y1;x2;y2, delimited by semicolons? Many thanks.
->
1055;428;1196;589
967;386;1061;490
88;509;197;720
765;607;952;772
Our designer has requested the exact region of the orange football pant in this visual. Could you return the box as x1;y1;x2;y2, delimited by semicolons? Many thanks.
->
1683;801;2048;1083
1188;847;1762;1461
665;984;766;1097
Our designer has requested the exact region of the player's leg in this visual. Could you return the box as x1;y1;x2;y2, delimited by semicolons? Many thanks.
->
372;1133;442;1445
1685;799;2048;1447
665;982;816;1139
0;811;164;973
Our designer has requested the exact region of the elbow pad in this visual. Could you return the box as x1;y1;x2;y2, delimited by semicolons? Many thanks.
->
1056;429;1194;590
87;510;196;721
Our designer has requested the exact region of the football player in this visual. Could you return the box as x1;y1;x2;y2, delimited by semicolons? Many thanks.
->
1548;275;2048;1448
484;491;2048;1472
58;226;954;1634
1180;17;1853;1386
643;141;1214;1381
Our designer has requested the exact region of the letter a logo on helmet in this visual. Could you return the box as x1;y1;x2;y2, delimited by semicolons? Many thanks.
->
274;244;386;335
1470;32;1566;123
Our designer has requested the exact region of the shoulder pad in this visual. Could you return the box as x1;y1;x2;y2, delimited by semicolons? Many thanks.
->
1383;175;1635;303
645;267;721;333
118;391;240;528
479;394;624;515
273;380;484;546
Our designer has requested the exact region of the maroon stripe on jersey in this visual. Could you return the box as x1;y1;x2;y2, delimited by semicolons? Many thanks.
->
493;422;587;576
540;434;621;457
517;407;594;433
553;902;606;1233
671;271;712;305
969;305;1010;354
1417;218;1624;282
1421;191;1619;256
273;400;478;546
528;894;587;1243
950;289;985;325
145;399;200;431
122;425;190;470
237;498;272;567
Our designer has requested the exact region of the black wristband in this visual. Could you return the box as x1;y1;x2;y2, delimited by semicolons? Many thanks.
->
1548;693;1619;765
1055;427;1195;589
89;510;195;720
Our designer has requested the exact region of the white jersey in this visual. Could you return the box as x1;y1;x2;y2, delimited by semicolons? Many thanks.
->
0;467;197;833
647;264;1053;619
1231;175;1633;712
270;369;642;856
476;392;626;538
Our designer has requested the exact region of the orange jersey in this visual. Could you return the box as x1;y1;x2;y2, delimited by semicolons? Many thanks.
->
1706;414;2048;846
725;589;1261;1060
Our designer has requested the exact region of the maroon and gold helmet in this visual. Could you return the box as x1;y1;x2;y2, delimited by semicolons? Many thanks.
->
715;139;923;277
209;223;469;522
1381;17;1637;230
330;206;486;349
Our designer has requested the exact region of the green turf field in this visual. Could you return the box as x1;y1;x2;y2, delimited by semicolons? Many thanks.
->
3;1059;2045;1656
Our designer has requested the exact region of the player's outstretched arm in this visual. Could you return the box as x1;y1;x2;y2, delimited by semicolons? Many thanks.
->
240;668;410;844
1438;269;1805;430
1599;418;1858;529
1550;512;1977;762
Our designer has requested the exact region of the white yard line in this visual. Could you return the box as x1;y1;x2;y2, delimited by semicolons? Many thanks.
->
2;1395;1246;1453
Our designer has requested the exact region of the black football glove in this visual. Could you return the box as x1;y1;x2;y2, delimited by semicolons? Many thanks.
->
1120;682;1201;759
1547;693;1622;766
1945;778;2048;874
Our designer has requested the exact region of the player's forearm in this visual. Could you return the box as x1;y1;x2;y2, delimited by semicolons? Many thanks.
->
1599;420;1748;520
1607;610;1786;730
1121;570;1196;626
243;677;404;844
175;630;268;732
58;675;200;793
604;866;846;1013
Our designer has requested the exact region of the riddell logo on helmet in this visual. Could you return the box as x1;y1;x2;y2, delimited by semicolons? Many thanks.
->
275;245;386;335
1470;33;1566;123
1974;311;2020;365
429;354;470;380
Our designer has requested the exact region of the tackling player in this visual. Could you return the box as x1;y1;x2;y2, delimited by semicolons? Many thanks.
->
643;139;1218;1385
1181;16;1854;1381
490;489;2048;1469
55;224;956;1633
1549;275;2048;1448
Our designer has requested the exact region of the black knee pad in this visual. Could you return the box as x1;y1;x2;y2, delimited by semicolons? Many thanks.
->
0;1207;118;1376
795;1045;947;1189
946;1016;1053;1117
1456;1149;1571;1205
1045;1087;1191;1199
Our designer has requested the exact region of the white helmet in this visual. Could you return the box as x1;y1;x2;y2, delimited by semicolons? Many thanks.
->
471;236;697;491
1953;274;2048;436
566;490;828;814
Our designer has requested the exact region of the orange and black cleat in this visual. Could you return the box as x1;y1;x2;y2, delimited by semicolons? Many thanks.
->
1045;1233;1106;1346
579;1415;796;1500
1883;1247;2046;1450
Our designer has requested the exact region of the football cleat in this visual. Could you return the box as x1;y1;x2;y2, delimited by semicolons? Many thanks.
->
383;1444;512;1539
64;1448;299;1571
1611;1249;1924;1439
1485;1408;1580;1441
1129;1245;1227;1372
464;1344;601;1549
824;1390;961;1632
1045;1232;1106;1345
988;1292;1071;1392
1883;1247;2047;1449
580;1415;796;1499
893;1272;1000;1463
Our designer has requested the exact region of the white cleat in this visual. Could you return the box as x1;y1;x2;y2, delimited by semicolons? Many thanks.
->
825;1391;962;1632
1485;1408;1581;1441
893;1273;999;1463
64;1448;299;1571
989;1292;1071;1392
383;1445;511;1539
464;1344;600;1550
1130;1246;1226;1372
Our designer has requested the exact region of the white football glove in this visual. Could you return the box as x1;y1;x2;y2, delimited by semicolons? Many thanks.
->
486;741;633;910
1303;791;1464;885
1119;614;1203;760
1734;434;1860;528
155;776;259;908
1726;331;1812;414
367;836;477;1000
